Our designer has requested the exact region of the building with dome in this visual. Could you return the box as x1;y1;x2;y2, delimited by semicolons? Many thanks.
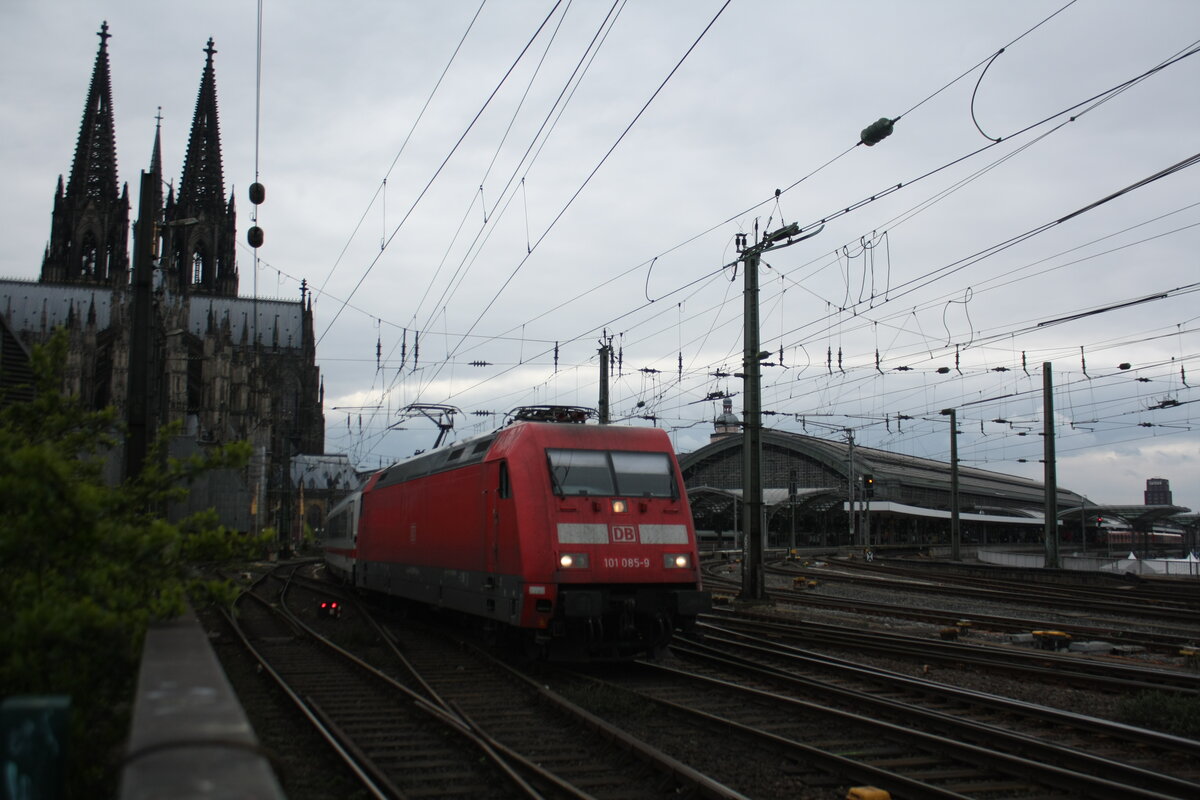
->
710;396;740;441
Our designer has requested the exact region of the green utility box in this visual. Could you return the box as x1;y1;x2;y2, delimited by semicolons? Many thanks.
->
2;695;70;800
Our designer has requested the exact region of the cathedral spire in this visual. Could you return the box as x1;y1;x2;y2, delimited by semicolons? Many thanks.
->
149;107;163;177
162;37;238;297
40;22;130;287
67;21;120;203
178;39;225;209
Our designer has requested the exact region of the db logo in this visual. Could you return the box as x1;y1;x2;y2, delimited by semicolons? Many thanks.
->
610;525;638;543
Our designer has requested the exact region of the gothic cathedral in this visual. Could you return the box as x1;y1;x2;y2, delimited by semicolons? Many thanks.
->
0;23;327;534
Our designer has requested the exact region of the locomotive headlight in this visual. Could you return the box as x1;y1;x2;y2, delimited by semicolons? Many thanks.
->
559;553;589;569
664;553;691;569
611;499;628;513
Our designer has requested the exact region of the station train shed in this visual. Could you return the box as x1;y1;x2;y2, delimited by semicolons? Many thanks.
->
677;422;1192;553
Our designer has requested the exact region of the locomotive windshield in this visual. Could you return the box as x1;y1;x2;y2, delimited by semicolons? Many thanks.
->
547;450;614;495
546;449;676;498
610;451;675;497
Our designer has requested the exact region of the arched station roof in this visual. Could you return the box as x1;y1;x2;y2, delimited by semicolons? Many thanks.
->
679;429;1087;514
687;485;843;518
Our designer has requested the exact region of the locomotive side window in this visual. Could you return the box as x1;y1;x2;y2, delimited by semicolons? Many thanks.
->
498;460;512;499
546;449;615;496
326;498;355;541
611;451;675;498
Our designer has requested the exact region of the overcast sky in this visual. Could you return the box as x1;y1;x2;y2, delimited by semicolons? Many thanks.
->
2;1;1198;510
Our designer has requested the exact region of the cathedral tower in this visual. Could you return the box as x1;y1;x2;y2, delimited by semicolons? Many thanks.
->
5;23;327;535
40;22;130;288
160;38;238;296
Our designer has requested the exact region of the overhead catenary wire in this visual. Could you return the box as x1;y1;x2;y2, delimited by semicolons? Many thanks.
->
346;1;632;442
318;0;566;346
314;0;488;302
772;152;1200;352
321;10;1200;474
400;0;734;412
436;25;1200;393
312;10;1196;396
433;31;1200;396
438;0;733;354
407;0;628;339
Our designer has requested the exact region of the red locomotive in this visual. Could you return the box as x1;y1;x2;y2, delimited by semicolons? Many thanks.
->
323;407;710;659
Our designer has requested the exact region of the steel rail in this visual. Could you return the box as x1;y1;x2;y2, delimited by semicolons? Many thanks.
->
649;644;1193;799
389;614;755;800
705;564;1200;654
680;628;1200;796
219;599;397;800
772;560;1200;623
273;569;553;799
704;610;1200;693
578;668;977;800
842;558;1200;611
292;564;751;799
234;566;546;799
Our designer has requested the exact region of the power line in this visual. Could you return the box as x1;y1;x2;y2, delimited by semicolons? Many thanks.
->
318;1;566;346
315;1;488;301
431;0;734;369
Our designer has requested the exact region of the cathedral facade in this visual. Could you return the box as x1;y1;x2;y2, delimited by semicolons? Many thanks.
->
0;23;325;535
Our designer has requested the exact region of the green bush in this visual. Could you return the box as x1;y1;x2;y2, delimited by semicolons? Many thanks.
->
1116;690;1200;738
0;330;261;795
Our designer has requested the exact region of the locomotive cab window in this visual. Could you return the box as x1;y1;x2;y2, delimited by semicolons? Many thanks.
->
611;451;675;498
547;449;614;496
546;449;675;498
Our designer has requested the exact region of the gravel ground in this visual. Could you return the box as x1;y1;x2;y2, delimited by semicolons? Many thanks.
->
196;562;1198;799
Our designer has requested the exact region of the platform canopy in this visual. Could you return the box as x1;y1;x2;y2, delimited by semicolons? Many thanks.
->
1058;503;1192;527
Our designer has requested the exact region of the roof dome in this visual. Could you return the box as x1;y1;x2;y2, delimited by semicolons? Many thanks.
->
712;398;740;440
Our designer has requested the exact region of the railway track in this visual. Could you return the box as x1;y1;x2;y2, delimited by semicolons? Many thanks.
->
678;622;1200;793
227;563;749;799
549;638;1199;799
777;558;1200;624
853;557;1200;612
703;560;1200;653
375;614;735;799
704;608;1200;693
227;567;532;798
